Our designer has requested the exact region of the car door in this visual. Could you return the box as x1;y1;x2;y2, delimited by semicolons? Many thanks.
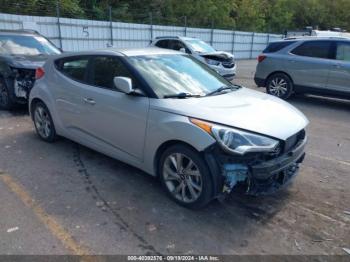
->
78;55;150;161
288;40;333;89
51;56;90;132
327;41;350;94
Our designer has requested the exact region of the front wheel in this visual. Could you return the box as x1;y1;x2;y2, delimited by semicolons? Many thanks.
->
33;101;57;142
266;73;293;99
0;78;14;110
159;144;213;209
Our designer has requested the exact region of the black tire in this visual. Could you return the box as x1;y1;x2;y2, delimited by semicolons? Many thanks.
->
159;144;213;209
266;73;294;100
32;101;58;142
0;77;15;110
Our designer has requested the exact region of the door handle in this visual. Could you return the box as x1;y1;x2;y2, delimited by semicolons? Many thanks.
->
83;98;96;105
333;63;342;68
288;60;296;63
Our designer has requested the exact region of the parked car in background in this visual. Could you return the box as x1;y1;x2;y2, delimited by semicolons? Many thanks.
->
286;27;350;39
0;29;61;109
150;36;236;81
255;37;350;99
29;48;308;208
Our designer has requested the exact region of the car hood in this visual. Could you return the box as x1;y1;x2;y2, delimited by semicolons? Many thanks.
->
6;54;48;69
199;51;234;60
150;88;308;140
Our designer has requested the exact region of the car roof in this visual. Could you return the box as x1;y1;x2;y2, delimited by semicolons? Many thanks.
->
281;36;350;42
153;36;197;41
53;47;181;59
0;29;40;36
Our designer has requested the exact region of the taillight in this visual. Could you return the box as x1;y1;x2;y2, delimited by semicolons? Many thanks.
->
35;67;45;79
258;55;266;63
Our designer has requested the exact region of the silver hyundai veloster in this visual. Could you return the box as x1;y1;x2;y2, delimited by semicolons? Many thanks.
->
29;48;308;208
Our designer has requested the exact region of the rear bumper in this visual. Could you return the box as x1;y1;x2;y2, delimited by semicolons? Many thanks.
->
254;77;265;87
204;136;307;197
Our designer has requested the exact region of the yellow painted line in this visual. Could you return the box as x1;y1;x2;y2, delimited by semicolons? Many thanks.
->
308;153;350;167
0;174;90;256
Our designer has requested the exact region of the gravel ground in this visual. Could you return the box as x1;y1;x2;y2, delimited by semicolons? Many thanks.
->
0;60;349;256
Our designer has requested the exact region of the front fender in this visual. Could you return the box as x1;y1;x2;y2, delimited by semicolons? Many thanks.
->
142;109;216;175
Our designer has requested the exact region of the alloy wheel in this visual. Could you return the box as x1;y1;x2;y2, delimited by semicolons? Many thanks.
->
268;77;288;97
34;105;52;139
162;153;202;203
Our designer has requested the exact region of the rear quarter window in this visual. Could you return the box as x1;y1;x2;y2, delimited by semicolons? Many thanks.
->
263;41;296;53
155;40;169;48
55;56;89;83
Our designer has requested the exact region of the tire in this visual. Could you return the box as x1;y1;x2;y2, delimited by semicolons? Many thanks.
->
32;101;57;142
159;144;213;209
266;73;294;100
0;77;15;110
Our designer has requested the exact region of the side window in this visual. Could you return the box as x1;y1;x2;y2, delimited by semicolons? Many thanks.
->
155;40;169;48
90;56;137;90
168;40;186;51
291;41;332;59
56;57;89;82
336;42;350;61
263;41;296;53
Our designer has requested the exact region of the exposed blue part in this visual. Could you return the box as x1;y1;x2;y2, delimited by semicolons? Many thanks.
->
222;164;248;193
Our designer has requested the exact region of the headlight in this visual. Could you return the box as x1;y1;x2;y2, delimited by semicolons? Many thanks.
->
190;118;279;155
205;58;220;66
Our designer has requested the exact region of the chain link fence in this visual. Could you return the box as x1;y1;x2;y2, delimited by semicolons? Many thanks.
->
0;2;283;59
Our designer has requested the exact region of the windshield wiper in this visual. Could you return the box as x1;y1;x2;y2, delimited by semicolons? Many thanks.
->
206;85;240;96
163;92;202;99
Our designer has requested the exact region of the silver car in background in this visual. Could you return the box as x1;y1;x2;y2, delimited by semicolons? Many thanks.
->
151;36;236;81
255;37;350;99
29;48;308;208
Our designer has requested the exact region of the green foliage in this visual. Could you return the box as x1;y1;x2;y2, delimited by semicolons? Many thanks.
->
0;0;349;33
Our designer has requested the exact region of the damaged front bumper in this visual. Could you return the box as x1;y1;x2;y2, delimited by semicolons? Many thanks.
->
247;136;306;195
12;68;36;101
205;134;307;198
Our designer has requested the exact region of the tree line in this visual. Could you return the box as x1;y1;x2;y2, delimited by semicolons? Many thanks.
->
1;0;349;34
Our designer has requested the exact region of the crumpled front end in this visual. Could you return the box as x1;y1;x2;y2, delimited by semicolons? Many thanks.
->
12;68;36;101
205;129;307;198
200;52;236;80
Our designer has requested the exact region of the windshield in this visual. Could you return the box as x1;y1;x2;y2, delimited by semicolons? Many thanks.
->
128;54;234;98
0;35;61;55
186;39;216;53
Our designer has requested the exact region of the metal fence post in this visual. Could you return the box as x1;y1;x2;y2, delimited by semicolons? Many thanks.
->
250;32;255;59
149;12;153;42
56;0;63;50
231;30;236;54
266;33;270;45
184;16;187;36
210;20;214;46
109;6;113;46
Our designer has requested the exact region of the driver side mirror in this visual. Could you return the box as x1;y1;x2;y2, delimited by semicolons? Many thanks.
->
113;77;133;94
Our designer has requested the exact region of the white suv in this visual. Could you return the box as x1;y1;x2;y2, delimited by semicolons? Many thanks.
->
151;36;236;81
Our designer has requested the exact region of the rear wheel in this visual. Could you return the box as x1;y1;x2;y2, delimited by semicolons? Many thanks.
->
0;78;14;110
266;73;293;99
159;144;213;209
33;101;57;142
